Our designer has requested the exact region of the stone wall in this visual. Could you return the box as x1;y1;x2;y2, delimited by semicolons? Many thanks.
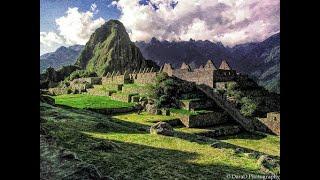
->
196;125;241;137
102;75;131;85
162;61;236;88
213;69;237;82
132;72;157;84
48;87;70;95
83;77;102;85
179;99;214;111
101;71;157;85
255;112;280;135
85;106;139;115
111;93;139;103
215;81;237;90
172;68;215;88
179;111;229;128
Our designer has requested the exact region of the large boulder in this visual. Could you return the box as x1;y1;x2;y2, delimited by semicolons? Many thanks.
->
150;122;174;136
257;155;280;175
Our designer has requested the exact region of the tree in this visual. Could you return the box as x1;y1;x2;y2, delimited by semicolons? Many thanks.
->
151;73;180;108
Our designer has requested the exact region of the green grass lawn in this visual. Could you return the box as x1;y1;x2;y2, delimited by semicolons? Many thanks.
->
121;83;153;97
53;94;135;109
218;133;280;157
41;102;280;179
113;112;180;126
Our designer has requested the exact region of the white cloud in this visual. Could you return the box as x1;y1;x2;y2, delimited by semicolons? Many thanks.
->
55;7;105;45
115;0;280;46
40;4;105;55
91;3;97;12
108;1;118;7
40;32;65;55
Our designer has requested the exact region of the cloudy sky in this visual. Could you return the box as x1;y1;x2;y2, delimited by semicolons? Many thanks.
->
40;0;279;55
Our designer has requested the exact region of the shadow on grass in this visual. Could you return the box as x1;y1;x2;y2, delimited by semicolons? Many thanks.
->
217;132;267;140
41;103;275;179
44;103;278;161
80;134;265;179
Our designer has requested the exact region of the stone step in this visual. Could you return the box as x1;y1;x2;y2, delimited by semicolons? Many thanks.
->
197;85;255;132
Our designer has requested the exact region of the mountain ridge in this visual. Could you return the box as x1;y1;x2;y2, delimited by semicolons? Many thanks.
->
135;33;280;93
40;45;84;73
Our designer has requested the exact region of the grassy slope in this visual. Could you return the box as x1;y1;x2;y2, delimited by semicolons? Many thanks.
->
114;112;179;126
53;94;134;109
218;133;280;157
41;101;279;179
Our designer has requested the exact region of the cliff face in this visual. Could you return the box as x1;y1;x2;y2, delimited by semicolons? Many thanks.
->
76;20;158;76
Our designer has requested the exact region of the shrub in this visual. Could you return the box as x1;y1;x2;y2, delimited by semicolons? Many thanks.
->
66;70;97;81
151;72;207;109
151;73;180;108
240;97;257;117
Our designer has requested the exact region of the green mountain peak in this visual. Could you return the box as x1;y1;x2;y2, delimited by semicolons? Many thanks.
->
75;19;158;76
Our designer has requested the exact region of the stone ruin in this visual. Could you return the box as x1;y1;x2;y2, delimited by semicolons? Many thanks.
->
161;60;237;89
101;67;159;85
67;59;279;136
256;112;280;135
99;59;236;89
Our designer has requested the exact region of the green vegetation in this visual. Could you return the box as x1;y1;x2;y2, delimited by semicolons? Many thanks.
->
87;84;120;96
113;112;179;126
40;65;81;89
41;102;276;179
151;73;206;108
75;20;158;76
225;76;280;117
218;133;280;157
180;98;201;102
151;73;180;108
239;97;257;117
53;94;134;109
65;70;97;81
170;108;211;116
122;83;153;97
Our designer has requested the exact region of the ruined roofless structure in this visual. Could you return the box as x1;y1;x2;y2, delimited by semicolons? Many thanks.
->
101;59;236;89
162;60;237;88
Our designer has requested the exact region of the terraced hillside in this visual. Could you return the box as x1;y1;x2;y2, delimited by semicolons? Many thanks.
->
87;83;153;103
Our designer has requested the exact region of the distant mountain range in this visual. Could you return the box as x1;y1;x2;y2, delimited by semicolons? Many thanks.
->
40;45;84;73
40;28;279;93
136;33;280;93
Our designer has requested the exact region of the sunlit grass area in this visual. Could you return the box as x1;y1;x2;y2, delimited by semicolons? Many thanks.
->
40;102;276;178
84;131;261;170
113;112;180;126
52;94;135;109
41;100;280;178
218;133;280;157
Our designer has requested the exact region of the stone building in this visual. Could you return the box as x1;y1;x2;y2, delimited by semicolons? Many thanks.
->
256;112;280;135
162;60;237;89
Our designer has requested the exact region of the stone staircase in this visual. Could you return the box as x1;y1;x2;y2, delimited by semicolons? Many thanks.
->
197;85;255;132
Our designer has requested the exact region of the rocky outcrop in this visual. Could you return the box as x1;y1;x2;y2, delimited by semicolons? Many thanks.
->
150;122;174;136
